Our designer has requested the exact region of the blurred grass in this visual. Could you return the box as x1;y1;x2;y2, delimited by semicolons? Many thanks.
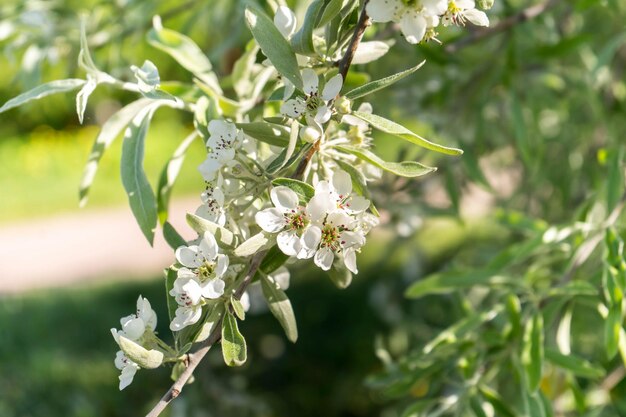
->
0;113;206;224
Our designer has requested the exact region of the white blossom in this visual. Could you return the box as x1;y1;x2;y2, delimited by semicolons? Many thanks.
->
198;120;244;181
442;0;489;27
111;295;157;343
114;350;140;390
366;0;447;44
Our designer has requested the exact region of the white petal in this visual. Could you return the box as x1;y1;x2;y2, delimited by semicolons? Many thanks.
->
297;226;321;259
199;231;218;261
464;9;489;26
322;74;343;100
314;105;332;124
352;41;390;65
208;119;236;139
340;230;366;249
280;98;307;118
240;292;251;312
170;306;202;331
271;266;291;290
314;247;334;271
277;230;301;257
400;11;427;44
255;207;286;233
119;363;138;390
271;186;299;211
198;156;221;181
201;279;225;299
177;245;203;268
181;279;203;304
422;0;448;16
114;351;126;370
121;317;145;341
215;254;229;278
306;194;334;223
301;68;319;95
283;79;295;100
274;6;297;38
331;170;352;196
345;195;370;214
457;0;476;9
366;0;398;22
343;248;359;274
327;210;353;229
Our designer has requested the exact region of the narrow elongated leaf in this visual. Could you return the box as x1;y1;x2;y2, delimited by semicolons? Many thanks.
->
545;349;605;379
157;132;198;224
261;274;298;342
118;335;164;369
260;245;290;274
267;143;310;174
479;386;516;417
245;6;303;89
234;232;271;257
352;111;463;155
186;213;237;248
236;122;289;146
163;222;186;250
271;178;315;202
232;41;260;98
164;266;178;324
338;145;436;177
0;79;85;114
76;76;97;124
328;263;353;289
231;297;246;321
291;0;324;55
605;302;621;359
316;0;346;27
221;312;247;366
121;107;159;245
80;98;157;206
148;16;222;93
344;61;425;100
522;313;544;392
405;270;514;298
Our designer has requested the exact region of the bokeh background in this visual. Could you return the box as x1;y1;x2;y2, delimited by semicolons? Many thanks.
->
1;0;626;416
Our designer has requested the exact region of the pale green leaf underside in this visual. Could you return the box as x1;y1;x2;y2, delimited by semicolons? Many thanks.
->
344;61;425;100
261;274;298;342
338;146;436;177
0;79;85;114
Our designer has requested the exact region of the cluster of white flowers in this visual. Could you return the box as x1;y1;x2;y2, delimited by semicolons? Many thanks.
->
256;169;376;274
110;296;158;390
367;0;489;44
170;232;228;331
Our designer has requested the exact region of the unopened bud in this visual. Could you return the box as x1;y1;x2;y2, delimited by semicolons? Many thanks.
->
335;96;352;115
300;126;321;143
479;0;494;10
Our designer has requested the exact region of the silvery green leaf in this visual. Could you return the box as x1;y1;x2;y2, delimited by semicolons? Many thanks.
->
231;40;260;99
352;41;391;65
78;16;99;74
245;6;303;90
352;111;463;155
316;0;348;28
234;232;271;258
236;122;289;147
148;16;222;94
337;145;436;177
186;213;237;248
157;132;198;224
271;178;315;202
260;245;290;275
344;61;425;100
261;273;298;342
231;296;246;321
76;76;97;124
194;303;225;343
121;106;159;245
195;79;247;117
163;222;186;251
164;266;178;324
0;79;85;114
131;60;161;93
291;0;324;55
522;313;544;392
79;98;159;206
405;270;516;298
118;335;164;369
222;311;247;367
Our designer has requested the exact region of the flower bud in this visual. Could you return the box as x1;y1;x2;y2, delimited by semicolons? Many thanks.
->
479;0;494;10
335;96;352;115
300;126;321;143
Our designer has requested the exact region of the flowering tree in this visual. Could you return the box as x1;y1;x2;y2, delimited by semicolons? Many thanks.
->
3;0;626;416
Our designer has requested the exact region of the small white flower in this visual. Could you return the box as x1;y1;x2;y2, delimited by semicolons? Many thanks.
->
255;186;311;256
442;0;489;27
198;120;244;181
114;350;140;390
280;69;343;128
175;231;229;276
274;6;297;39
196;180;227;226
307;170;370;219
367;0;447;44
111;295;157;342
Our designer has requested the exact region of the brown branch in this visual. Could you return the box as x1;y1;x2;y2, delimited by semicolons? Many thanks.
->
445;0;560;54
338;1;371;81
145;251;267;417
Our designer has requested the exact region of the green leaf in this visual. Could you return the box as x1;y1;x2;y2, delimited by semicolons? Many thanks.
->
117;335;164;369
260;245;290;275
80;98;157;207
261;273;298;342
230;296;246;321
352;111;463;155
344;61;425;100
607;146;625;212
328;263;353;289
605;302;621;359
511;94;531;167
478;386;516;417
337;145;436;177
405;270;515;298
157;132;198;224
163;222;186;250
245;6;303;90
547;281;598;298
266;143;311;174
291;0;324;55
193;302;225;343
76;77;97;124
147;16;222;93
522;312;544;392
316;0;346;27
545;349;605;379
234;232;271;258
231;41;260;99
271;178;315;202
120;107;159;245
221;311;247;367
164;266;178;324
236;122;290;147
186;213;237;248
0;79;85;114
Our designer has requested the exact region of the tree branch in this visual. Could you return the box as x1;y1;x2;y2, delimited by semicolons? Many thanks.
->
338;0;371;81
445;0;560;54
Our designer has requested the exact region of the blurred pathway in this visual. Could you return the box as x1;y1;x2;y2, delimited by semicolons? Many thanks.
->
0;198;198;294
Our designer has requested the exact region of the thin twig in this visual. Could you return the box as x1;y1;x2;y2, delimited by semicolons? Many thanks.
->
338;1;371;81
445;0;560;54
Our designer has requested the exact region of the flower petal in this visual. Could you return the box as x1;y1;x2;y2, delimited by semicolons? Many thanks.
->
280;98;306;118
201;279;225;299
271;186;299;211
255;207;286;233
345;195;370;214
271;266;291;290
314;247;334;271
301;68;319;95
331;169;352;196
399;11;427;44
297;226;321;259
277;230;301;256
343;248;359;274
314;105;332;124
464;9;489;26
199;231;219;261
215;254;229;278
366;0;398;22
322;74;343;100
